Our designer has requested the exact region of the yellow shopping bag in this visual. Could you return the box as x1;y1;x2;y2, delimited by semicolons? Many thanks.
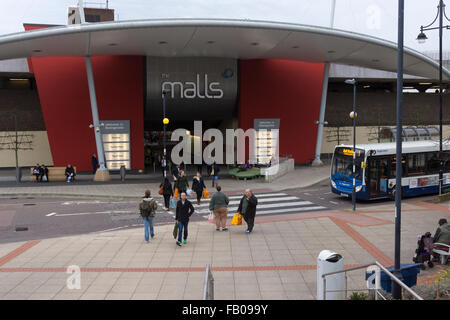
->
203;188;210;199
174;188;179;198
231;213;242;226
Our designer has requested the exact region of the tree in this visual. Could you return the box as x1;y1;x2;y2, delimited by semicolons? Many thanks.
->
325;117;351;146
366;105;386;143
0;111;34;183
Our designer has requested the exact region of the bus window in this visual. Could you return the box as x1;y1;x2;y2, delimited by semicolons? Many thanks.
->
426;152;440;174
380;159;388;178
390;156;406;178
408;153;426;176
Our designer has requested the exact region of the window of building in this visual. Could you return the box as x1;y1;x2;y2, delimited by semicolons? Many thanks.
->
85;14;101;22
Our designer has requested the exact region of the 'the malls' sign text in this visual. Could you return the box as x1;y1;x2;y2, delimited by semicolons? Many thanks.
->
162;74;223;99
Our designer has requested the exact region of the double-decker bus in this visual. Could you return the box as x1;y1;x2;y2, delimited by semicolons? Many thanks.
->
330;140;450;200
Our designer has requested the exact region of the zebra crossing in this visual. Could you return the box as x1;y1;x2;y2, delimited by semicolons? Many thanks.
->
155;192;327;219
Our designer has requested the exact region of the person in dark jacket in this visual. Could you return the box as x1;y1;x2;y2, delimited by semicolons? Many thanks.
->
192;172;206;205
91;154;98;174
160;177;174;211
175;170;189;194
38;165;45;182
237;189;258;234
175;192;195;246
42;165;49;182
172;164;181;185
65;164;75;182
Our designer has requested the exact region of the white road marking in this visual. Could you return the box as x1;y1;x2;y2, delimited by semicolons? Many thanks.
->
49;210;135;217
46;212;57;217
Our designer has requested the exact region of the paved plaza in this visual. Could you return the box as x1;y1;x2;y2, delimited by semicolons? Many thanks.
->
0;166;449;300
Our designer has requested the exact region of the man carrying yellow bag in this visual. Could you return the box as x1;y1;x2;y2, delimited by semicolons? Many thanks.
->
237;189;258;234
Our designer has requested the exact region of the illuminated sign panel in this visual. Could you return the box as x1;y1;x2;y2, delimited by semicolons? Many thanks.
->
254;119;280;165
100;120;131;170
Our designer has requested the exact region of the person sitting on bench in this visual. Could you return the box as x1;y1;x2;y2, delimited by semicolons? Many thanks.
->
65;164;76;182
33;164;41;182
42;165;49;182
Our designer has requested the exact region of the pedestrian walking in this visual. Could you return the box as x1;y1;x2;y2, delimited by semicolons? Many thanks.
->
139;190;158;243
210;162;220;188
172;163;181;181
209;186;229;231
192;172;206;205
175;170;189;194
160;177;174;211
175;192;195;246
237;189;258;234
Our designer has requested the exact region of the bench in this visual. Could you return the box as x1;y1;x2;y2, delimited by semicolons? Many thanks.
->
30;167;77;182
432;243;450;265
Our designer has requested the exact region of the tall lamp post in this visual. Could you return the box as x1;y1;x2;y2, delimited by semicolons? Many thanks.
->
392;0;405;300
162;90;170;178
417;0;450;195
345;78;357;212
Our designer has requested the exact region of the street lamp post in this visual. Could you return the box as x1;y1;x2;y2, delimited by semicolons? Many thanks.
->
417;0;450;196
162;90;170;178
392;0;405;300
345;78;357;212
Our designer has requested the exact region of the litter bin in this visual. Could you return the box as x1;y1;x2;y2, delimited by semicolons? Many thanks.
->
365;263;421;293
120;165;126;181
317;250;345;300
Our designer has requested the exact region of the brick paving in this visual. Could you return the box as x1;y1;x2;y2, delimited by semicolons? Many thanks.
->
0;166;449;300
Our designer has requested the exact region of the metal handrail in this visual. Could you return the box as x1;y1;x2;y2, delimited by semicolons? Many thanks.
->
321;261;423;300
203;264;214;300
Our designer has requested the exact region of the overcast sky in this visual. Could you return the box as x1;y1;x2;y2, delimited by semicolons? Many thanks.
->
0;0;448;53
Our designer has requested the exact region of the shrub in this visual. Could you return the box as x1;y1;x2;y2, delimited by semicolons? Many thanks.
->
404;284;437;300
349;292;368;300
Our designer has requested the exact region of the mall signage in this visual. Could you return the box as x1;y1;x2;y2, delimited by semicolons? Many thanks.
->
161;74;223;99
100;120;131;170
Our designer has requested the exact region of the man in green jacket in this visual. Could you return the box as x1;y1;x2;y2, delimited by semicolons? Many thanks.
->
209;186;229;231
175;170;189;194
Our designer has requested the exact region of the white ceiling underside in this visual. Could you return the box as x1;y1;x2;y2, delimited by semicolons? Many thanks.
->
0;18;448;80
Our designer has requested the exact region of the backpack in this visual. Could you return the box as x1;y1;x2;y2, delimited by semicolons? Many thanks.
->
139;198;157;218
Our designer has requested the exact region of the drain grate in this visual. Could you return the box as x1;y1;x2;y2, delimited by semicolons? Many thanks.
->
23;203;36;206
15;227;29;232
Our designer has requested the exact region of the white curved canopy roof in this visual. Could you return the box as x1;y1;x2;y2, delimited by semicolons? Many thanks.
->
0;18;448;80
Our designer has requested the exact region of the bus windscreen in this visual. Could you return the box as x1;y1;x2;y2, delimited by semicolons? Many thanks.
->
332;147;365;182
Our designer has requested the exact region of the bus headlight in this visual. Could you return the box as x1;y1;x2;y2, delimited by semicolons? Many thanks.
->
356;185;362;192
331;180;336;188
